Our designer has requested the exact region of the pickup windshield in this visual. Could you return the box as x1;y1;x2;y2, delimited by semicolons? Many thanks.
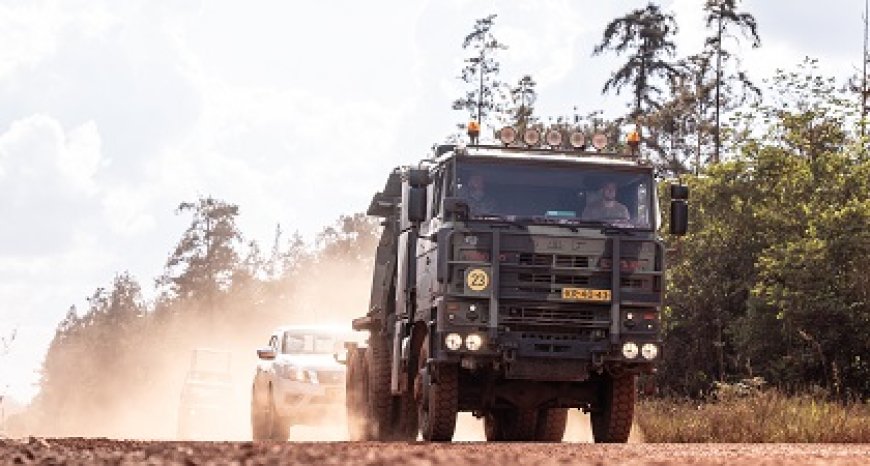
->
455;159;654;230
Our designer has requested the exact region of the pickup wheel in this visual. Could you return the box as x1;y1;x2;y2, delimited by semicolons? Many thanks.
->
268;393;290;441
591;374;636;443
251;384;288;441
366;334;394;440
415;335;458;441
535;408;568;441
251;383;270;441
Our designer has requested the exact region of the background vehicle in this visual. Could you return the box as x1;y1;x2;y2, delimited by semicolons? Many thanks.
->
251;325;353;441
177;348;234;440
345;125;689;442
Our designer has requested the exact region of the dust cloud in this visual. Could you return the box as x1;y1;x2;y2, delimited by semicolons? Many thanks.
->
14;249;646;444
11;255;373;440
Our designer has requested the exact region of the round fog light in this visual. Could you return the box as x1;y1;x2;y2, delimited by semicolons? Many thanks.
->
641;343;658;360
445;333;463;351
465;334;483;351
621;342;639;359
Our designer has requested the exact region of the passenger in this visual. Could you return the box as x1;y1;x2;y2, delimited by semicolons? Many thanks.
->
582;181;629;221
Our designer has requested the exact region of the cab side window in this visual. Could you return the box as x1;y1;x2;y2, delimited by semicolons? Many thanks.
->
430;171;443;219
269;335;278;352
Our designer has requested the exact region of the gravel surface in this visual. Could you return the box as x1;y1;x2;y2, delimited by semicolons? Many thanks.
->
1;438;868;465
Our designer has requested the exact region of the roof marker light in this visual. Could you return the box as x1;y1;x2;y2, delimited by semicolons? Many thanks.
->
523;128;541;146
498;126;517;145
545;129;562;147
569;131;586;148
591;133;608;151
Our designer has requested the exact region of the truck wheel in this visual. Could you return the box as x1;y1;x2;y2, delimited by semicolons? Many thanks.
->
535;408;568;441
507;409;537;441
394;388;420;440
346;348;370;441
591;374;636;443
485;408;537;441
415;335;458;441
483;410;507;441
367;334;394;440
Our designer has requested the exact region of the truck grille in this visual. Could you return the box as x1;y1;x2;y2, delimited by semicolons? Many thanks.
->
516;253;590;268
500;305;609;329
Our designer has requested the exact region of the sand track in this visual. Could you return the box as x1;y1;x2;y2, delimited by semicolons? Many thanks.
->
1;438;868;465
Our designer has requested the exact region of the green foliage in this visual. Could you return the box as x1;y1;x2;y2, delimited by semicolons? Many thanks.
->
660;60;870;400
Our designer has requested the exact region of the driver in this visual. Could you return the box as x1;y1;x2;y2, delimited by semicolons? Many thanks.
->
582;181;629;221
463;174;496;215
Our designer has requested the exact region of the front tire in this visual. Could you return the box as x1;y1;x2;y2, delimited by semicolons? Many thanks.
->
590;374;636;443
415;335;458;441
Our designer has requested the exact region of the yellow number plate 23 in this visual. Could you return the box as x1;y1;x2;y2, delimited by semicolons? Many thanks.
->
561;287;611;302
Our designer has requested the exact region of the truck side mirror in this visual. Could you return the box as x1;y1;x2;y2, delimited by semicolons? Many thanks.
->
669;184;689;236
257;348;276;360
443;197;469;220
408;187;427;224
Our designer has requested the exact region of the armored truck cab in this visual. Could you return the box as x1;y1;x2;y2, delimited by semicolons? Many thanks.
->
346;129;688;442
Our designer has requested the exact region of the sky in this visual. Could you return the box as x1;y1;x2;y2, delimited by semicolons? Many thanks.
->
0;0;866;403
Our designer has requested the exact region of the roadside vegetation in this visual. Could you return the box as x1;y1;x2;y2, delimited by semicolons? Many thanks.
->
637;382;870;443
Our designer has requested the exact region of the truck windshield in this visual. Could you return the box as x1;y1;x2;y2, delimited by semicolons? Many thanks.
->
455;159;654;230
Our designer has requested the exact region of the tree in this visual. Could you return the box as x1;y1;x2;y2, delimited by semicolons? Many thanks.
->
453;14;508;129
505;75;538;130
157;197;243;301
704;0;762;163
593;3;682;123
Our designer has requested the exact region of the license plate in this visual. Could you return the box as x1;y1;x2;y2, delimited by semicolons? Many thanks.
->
561;287;611;302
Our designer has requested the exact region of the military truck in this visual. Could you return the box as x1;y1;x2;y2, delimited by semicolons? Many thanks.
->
345;125;688;442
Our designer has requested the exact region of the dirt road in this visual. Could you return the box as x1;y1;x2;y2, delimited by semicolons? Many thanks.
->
1;437;868;465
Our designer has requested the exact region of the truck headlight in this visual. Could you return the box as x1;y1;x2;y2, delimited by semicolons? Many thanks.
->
445;333;463;351
641;343;659;360
621;342;639;359
465;333;483;351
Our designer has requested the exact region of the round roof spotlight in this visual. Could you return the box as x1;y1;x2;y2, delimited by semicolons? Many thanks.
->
591;133;608;151
569;131;586;149
498;126;517;146
545;129;563;147
523;128;541;146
